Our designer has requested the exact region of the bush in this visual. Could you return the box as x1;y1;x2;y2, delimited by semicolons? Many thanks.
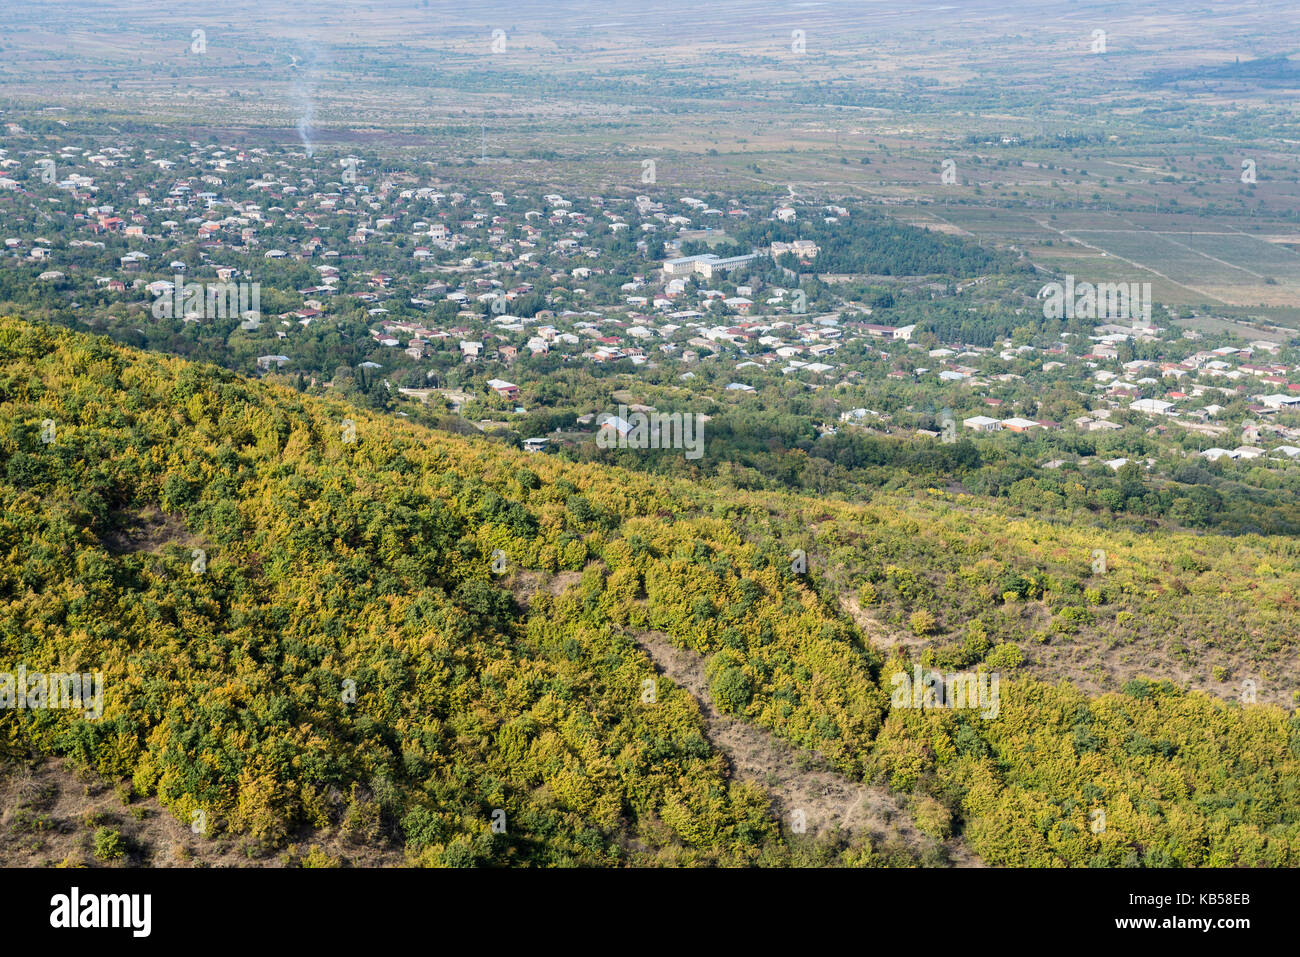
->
401;806;443;851
442;839;476;868
912;796;953;840
962;622;991;661
909;609;937;636
985;642;1024;670
92;827;126;862
302;846;341;868
710;664;753;714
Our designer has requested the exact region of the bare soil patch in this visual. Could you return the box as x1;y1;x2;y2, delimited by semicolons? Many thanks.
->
504;569;583;611
629;629;981;867
838;593;927;656
99;507;204;556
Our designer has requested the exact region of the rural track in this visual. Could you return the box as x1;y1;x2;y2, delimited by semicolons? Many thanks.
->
629;629;982;867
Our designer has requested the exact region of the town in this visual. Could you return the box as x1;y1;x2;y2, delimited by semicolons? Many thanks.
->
4;124;1299;485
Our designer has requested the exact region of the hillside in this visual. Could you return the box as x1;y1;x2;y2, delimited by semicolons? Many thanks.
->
1;316;1297;867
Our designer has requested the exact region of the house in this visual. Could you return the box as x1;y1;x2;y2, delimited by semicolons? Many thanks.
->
487;378;519;400
963;415;1002;432
1001;417;1041;432
1131;398;1176;415
597;414;633;438
523;437;549;453
1086;419;1123;432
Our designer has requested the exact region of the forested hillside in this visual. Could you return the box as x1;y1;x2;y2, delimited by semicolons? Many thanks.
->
2;317;1297;866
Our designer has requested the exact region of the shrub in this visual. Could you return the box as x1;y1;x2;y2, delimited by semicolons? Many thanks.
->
710;664;753;714
92;827;126;862
985;642;1024;670
909;609;937;637
442;839;476;868
912;796;953;840
401;806;444;851
302;846;340;868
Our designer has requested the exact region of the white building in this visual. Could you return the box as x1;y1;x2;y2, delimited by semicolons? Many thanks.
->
1131;398;1175;415
963;415;1002;432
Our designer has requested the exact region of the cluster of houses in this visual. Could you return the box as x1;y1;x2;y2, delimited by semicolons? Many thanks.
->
3;130;854;378
3;128;1298;466
871;320;1300;463
362;305;918;388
